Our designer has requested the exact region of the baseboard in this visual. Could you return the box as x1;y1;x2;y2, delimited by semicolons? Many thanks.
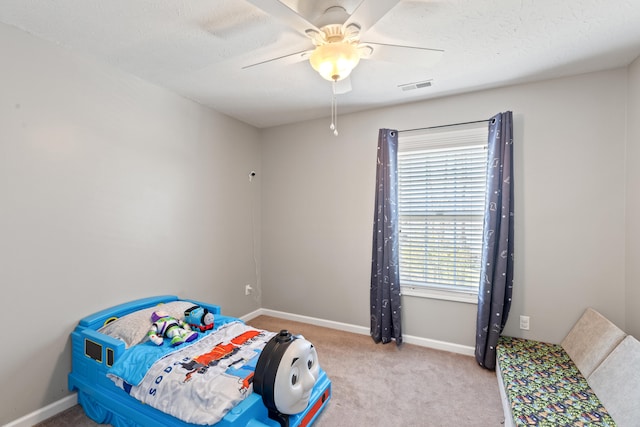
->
403;334;475;356
243;308;475;356
5;393;77;427
245;308;370;335
239;308;265;323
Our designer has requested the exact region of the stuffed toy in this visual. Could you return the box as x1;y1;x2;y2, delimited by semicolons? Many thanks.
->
184;305;215;332
148;311;198;346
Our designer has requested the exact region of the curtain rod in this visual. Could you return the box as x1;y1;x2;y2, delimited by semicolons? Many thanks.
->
398;119;490;133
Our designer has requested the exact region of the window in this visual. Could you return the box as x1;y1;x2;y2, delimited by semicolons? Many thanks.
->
397;123;488;303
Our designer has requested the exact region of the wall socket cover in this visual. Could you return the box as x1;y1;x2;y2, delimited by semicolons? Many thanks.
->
519;315;530;330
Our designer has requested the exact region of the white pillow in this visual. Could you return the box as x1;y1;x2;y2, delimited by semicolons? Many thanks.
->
588;336;640;426
98;301;197;348
561;307;625;377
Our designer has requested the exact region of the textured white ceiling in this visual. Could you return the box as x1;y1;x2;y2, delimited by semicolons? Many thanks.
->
2;0;640;128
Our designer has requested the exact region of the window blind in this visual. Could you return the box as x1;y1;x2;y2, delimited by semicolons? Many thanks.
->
398;126;488;294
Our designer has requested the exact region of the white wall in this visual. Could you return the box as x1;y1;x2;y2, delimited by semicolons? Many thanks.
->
260;68;628;348
626;56;640;338
0;23;261;425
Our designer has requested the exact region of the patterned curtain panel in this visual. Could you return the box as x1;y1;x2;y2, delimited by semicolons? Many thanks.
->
475;111;515;369
370;128;402;345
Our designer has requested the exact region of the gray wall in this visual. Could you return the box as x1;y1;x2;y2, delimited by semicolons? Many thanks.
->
626;56;640;338
4;17;640;426
260;68;630;348
1;23;261;425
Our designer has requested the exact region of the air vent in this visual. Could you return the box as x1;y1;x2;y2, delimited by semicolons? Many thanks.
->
398;80;433;91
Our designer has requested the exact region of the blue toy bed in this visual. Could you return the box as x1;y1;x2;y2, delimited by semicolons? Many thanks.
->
68;295;331;427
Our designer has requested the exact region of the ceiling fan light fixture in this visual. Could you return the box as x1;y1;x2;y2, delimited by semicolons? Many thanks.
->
309;41;360;82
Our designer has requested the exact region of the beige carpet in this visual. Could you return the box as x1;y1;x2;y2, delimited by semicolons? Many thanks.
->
37;316;504;426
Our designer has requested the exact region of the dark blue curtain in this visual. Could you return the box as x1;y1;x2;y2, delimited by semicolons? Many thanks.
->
475;111;515;369
370;128;402;345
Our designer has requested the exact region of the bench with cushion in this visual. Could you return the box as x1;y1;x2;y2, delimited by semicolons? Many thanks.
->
496;308;640;426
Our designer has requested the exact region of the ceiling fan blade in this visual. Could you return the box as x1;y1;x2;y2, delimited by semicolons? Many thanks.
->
242;49;312;70
366;42;444;68
344;0;400;35
245;0;321;36
333;77;352;94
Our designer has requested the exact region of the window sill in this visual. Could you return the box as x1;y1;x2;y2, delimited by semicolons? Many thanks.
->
401;285;478;304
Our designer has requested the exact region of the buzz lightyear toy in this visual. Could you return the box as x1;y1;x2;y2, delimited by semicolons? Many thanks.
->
147;311;198;346
254;330;320;427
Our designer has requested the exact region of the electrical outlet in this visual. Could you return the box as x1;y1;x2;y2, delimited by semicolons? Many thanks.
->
519;315;530;330
245;284;253;296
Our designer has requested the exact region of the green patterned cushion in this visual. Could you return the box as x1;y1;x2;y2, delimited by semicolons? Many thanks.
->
497;336;615;426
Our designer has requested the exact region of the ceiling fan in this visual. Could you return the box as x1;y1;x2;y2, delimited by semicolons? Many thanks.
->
243;0;444;134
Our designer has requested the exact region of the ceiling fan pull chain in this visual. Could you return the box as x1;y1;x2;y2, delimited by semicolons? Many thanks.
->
331;80;338;136
330;96;335;132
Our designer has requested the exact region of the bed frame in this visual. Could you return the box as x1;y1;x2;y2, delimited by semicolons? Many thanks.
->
68;295;331;427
